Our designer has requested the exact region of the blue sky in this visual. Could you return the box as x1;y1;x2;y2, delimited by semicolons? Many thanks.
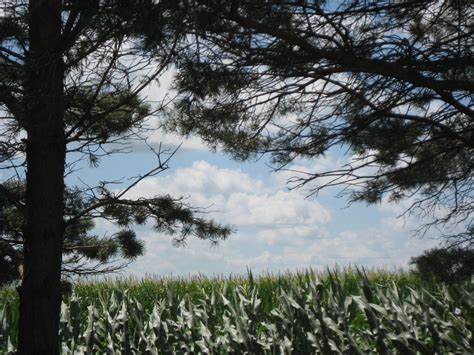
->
67;112;439;278
0;2;464;282
61;73;442;278
0;71;439;279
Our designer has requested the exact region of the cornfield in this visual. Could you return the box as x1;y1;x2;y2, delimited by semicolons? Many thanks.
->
0;269;472;354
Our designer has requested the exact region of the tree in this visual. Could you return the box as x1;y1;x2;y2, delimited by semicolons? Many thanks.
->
167;0;473;247
0;181;145;288
410;246;474;283
0;0;230;353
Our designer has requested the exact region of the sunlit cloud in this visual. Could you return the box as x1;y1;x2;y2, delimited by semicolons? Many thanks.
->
106;160;440;277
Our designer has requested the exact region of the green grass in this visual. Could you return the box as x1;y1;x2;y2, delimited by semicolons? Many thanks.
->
1;268;472;353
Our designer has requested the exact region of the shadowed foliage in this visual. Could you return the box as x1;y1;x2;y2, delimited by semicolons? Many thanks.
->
0;1;231;352
168;0;473;247
411;246;474;283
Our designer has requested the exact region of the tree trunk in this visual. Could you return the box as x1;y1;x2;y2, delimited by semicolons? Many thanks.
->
18;0;65;354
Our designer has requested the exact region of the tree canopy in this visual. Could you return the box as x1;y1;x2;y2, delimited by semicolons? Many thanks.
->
0;0;231;283
0;0;472;352
1;1;231;352
168;0;473;246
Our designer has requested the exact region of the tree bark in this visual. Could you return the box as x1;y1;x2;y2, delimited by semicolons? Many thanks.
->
18;0;65;353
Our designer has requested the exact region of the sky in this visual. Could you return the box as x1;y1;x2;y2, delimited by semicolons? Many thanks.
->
0;70;440;279
60;75;440;278
83;144;439;278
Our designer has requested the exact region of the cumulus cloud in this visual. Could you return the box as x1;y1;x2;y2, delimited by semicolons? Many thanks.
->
147;130;210;151
271;155;343;190
127;66;212;152
270;150;376;198
255;225;325;247
103;159;440;277
226;191;330;226
125;160;267;198
124;219;438;277
123;160;329;226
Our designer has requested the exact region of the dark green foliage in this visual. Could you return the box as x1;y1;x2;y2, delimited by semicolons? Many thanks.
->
1;1;235;351
0;180;232;283
0;182;145;284
0;242;21;288
168;0;474;245
411;247;474;283
115;230;144;260
0;0;232;290
64;88;151;144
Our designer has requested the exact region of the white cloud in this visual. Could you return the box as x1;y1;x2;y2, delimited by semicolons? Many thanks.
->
147;130;209;151
125;160;267;198
127;66;212;152
270;150;378;197
255;225;325;246
140;67;175;103
271;154;344;190
226;191;330;225
96;159;441;278
124;218;438;277
123;160;329;226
